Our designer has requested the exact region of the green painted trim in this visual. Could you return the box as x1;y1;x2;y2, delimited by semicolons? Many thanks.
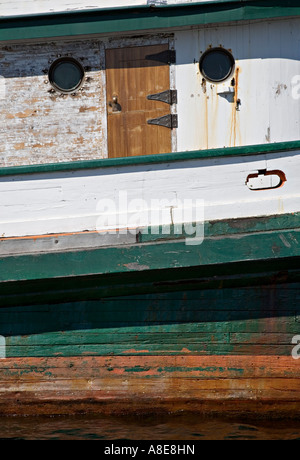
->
0;224;299;283
0;141;299;177
1;258;300;308
0;1;300;42
138;212;300;243
0;213;299;306
1;279;300;358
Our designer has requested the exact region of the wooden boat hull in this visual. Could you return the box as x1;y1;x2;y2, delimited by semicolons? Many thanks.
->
0;1;300;418
0;218;299;417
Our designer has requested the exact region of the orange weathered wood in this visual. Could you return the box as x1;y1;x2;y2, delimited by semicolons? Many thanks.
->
0;356;299;415
0;377;300;395
106;44;172;158
0;355;299;377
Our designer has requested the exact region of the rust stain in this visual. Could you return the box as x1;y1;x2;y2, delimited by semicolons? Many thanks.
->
275;83;288;97
210;84;219;144
229;66;242;147
246;170;287;191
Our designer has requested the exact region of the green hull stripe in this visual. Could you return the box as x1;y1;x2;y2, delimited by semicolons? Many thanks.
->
1;257;300;307
0;1;300;42
0;141;299;177
0;282;299;357
139;212;300;243
0;225;299;283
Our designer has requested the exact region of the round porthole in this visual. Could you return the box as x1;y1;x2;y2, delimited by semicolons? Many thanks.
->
49;57;85;93
200;48;235;83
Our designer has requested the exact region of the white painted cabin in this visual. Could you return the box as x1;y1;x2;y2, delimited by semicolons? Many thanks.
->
0;0;299;248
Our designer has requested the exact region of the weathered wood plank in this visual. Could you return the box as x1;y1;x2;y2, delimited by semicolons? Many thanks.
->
0;40;106;166
0;378;300;400
1;344;296;358
0;356;299;379
0;281;298;359
0;254;299;308
1;332;296;350
0;355;299;415
0;229;299;282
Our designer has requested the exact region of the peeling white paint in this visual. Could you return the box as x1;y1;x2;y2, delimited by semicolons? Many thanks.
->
0;40;107;166
2;18;300;165
0;151;299;238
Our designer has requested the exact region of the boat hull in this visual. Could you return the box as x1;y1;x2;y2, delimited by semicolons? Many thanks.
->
0;250;299;417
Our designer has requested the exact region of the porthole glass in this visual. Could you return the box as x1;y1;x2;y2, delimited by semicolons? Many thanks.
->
200;48;235;83
49;58;84;93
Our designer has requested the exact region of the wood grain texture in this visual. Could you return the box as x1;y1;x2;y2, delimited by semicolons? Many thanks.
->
0;40;106;166
2;17;300;165
0;226;299;282
106;45;172;158
0;356;299;416
0;283;298;357
0;277;299;415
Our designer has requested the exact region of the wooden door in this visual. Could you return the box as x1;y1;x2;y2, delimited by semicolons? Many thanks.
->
106;44;173;158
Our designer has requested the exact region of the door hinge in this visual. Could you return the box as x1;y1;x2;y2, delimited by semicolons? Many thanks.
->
147;90;177;105
145;49;176;65
147;114;178;129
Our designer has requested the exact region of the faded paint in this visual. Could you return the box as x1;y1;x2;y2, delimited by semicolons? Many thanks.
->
0;35;175;167
0;40;106;166
0;150;299;238
0;356;299;416
0;274;298;416
229;66;242;147
1;18;300;165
